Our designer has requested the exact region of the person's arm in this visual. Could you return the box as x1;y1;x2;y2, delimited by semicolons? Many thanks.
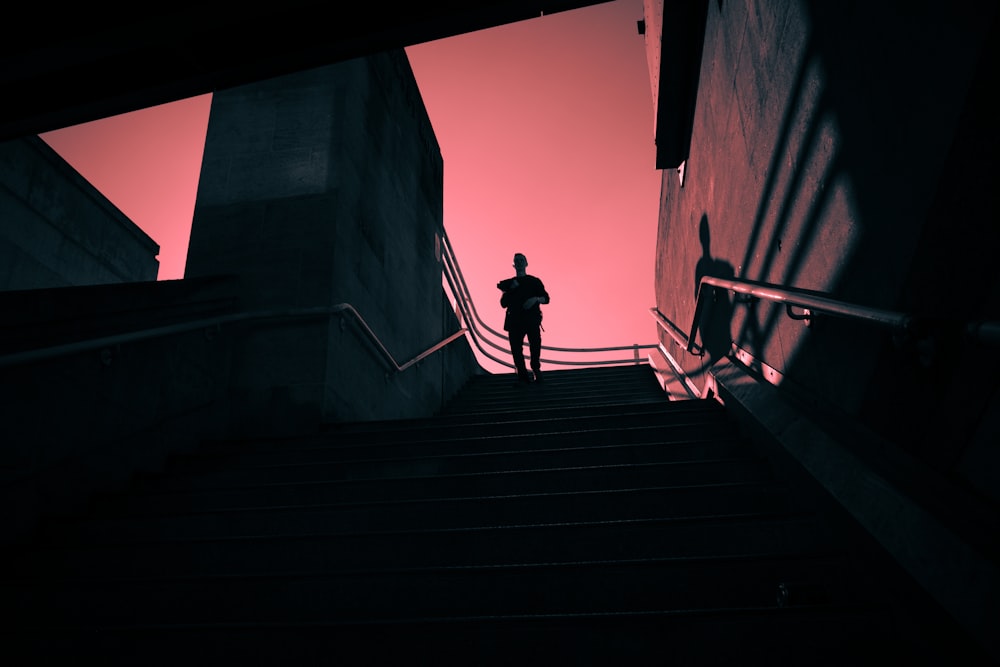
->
536;278;549;305
499;278;519;308
523;296;549;308
522;279;549;308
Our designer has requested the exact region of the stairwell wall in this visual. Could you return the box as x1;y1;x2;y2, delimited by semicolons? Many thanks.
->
0;49;480;543
0;276;241;543
0;136;160;289
645;1;1000;651
184;50;480;435
648;0;1000;494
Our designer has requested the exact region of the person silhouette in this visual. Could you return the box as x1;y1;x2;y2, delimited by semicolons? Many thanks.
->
498;253;550;383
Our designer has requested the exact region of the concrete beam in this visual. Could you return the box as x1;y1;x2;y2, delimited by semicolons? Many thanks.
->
0;1;611;141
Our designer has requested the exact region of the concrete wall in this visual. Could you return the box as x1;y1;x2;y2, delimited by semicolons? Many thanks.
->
0;136;159;289
649;2;1000;652
186;49;480;433
0;48;480;542
651;0;999;471
0;276;241;543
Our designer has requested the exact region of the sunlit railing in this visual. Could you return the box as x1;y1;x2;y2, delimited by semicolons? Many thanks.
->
439;231;659;371
687;275;1000;355
688;276;912;355
643;274;1000;400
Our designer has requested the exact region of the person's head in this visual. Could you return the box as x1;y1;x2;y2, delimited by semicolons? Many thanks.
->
513;253;528;274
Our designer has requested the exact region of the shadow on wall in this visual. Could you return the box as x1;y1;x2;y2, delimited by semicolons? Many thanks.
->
786;3;1000;475
690;1;999;478
692;214;734;371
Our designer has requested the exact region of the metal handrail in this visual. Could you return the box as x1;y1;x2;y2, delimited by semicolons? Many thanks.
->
649;307;701;356
689;275;912;356
686;275;1000;356
0;303;468;373
2;231;664;374
332;303;468;373
440;231;658;368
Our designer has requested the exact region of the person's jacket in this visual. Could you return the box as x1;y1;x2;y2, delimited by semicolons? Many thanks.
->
499;274;549;331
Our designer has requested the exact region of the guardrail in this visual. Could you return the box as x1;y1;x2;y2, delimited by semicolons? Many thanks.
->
687;275;1000;356
645;274;1000;400
0;303;468;373
1;230;668;376
440;231;659;370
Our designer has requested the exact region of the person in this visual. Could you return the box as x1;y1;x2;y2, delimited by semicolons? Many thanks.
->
497;253;549;383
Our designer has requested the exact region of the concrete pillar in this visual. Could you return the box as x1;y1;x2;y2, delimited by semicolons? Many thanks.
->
186;50;476;432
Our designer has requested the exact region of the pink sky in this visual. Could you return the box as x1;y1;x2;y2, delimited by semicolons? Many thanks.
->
40;0;660;374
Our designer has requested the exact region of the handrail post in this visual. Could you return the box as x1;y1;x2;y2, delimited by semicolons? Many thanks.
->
687;281;711;354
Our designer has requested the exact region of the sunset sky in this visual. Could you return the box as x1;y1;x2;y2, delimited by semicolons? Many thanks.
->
40;0;661;374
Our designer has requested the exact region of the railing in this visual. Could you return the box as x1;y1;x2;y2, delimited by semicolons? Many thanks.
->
0;303;468;374
688;276;913;355
649;306;701;357
646;274;1000;399
439;232;659;371
687;275;1000;355
2;230;666;376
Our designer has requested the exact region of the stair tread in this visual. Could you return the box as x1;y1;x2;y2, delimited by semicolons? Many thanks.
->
4;552;865;626
0;606;926;667
9;512;842;578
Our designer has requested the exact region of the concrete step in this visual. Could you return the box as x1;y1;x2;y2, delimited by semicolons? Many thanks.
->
3;604;910;666
15;512;837;578
3;552;864;627
198;419;740;463
170;435;748;474
317;399;727;442
157;437;754;488
438;366;672;415
442;388;669;411
82;475;792;523
440;389;670;415
431;396;717;428
111;456;777;500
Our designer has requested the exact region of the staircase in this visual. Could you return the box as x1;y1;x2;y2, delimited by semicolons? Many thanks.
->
0;365;983;665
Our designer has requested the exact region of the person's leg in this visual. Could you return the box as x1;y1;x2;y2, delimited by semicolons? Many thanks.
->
508;328;530;381
527;325;542;380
